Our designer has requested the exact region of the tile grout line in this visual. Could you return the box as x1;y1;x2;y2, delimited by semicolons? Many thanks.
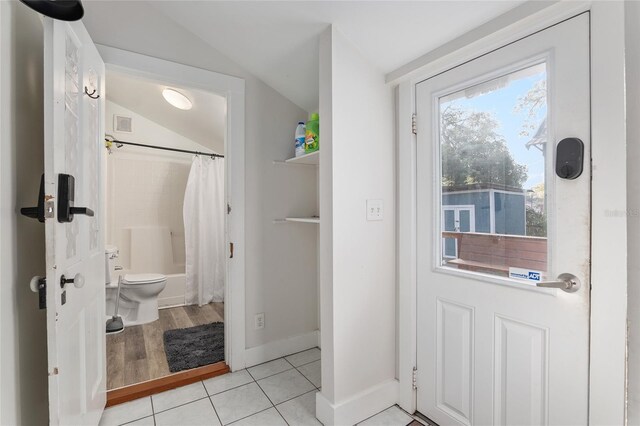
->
149;396;156;426
202;380;224;426
151;395;211;415
289;359;320;390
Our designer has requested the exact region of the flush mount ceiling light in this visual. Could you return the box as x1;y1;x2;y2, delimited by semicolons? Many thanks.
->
162;88;192;110
19;0;84;21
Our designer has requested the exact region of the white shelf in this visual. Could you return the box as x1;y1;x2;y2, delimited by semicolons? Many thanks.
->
284;150;319;165
274;217;320;224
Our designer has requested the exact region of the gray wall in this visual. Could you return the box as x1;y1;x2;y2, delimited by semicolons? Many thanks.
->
0;2;49;424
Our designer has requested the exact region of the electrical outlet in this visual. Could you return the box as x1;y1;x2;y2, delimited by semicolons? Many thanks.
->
366;199;383;221
255;313;265;330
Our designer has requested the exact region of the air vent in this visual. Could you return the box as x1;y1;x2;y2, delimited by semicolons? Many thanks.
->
114;115;132;133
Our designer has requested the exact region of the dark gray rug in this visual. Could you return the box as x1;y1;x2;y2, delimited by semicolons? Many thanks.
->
163;322;224;373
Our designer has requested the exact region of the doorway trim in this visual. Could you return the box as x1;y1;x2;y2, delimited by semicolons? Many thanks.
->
97;45;247;371
396;2;627;424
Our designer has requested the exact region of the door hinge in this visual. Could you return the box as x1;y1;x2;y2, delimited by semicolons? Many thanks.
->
412;366;418;390
227;203;231;214
411;113;417;135
229;242;234;259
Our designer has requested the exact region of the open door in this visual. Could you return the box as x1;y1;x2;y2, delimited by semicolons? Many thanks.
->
43;17;106;425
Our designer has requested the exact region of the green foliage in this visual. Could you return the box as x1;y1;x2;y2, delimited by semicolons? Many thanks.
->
441;105;528;189
526;206;547;237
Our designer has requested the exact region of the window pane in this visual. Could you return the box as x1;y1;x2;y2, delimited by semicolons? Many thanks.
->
439;64;548;280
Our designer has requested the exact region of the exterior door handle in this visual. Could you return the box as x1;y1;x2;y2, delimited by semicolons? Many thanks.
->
536;273;581;292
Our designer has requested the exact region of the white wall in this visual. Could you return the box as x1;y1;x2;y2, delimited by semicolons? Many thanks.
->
83;1;318;352
317;26;396;425
626;1;640;424
0;2;49;425
105;100;209;274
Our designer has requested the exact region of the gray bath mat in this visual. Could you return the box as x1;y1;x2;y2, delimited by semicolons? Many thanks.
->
163;322;224;373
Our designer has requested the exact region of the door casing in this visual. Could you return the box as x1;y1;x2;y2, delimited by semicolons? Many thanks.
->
396;2;628;424
97;46;247;371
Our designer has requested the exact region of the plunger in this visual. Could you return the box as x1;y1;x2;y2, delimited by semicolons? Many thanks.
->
106;275;124;334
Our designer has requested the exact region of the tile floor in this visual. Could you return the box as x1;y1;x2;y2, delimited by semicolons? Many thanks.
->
99;348;430;426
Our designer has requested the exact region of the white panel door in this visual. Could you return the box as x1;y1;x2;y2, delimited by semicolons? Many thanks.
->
416;14;589;426
43;18;106;425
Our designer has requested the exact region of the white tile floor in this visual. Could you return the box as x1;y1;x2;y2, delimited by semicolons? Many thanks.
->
100;348;429;426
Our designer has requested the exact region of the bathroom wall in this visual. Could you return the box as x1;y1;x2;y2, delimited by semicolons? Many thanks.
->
105;100;215;305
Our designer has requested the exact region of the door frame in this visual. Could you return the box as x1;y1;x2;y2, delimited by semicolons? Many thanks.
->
97;45;247;371
396;2;628;424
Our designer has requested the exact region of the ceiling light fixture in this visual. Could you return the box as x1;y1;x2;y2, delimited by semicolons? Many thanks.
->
19;0;84;21
162;88;192;110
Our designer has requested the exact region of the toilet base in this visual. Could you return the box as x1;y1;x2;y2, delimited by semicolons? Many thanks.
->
106;288;160;326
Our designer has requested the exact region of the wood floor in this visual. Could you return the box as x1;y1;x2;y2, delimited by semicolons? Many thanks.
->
107;303;224;390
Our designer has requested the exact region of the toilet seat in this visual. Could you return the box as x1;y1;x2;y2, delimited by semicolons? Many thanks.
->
122;273;166;285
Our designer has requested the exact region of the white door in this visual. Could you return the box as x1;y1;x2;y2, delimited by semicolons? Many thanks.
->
416;14;590;426
43;18;106;425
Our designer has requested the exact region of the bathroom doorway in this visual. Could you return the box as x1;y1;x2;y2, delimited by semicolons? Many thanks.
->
102;64;234;398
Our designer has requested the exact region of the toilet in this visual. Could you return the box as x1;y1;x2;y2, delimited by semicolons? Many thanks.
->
105;246;167;326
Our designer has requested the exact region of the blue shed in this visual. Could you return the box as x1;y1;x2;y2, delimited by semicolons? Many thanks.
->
441;184;526;257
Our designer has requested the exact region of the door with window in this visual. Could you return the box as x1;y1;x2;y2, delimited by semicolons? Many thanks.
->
416;14;590;425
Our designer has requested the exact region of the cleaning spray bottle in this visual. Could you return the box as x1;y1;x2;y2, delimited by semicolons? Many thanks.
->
305;113;319;153
295;122;306;157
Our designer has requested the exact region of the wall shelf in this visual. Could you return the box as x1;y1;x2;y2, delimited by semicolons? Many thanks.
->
283;150;319;165
274;217;320;224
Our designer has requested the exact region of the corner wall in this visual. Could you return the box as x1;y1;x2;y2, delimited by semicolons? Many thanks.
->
0;2;49;424
317;26;397;426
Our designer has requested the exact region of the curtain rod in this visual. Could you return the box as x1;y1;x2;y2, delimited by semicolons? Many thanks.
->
105;135;224;159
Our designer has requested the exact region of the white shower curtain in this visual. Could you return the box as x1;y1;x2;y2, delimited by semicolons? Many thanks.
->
184;156;225;306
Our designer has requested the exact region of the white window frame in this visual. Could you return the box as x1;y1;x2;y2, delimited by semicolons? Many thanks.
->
395;2;628;424
441;205;475;259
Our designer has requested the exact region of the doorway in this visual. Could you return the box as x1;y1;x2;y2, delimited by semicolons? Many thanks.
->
95;46;246;406
415;14;590;425
103;69;228;391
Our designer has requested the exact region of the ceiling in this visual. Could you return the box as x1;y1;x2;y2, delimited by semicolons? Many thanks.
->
106;70;226;153
149;1;525;112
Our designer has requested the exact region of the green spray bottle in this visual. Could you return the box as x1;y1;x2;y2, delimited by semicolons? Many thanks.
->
305;113;319;153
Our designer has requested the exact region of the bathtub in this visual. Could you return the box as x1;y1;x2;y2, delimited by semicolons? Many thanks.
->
158;273;187;308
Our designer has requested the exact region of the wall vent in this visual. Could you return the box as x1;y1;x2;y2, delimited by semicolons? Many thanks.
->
114;115;133;133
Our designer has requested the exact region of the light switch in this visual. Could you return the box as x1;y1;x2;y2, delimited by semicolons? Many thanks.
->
367;199;383;221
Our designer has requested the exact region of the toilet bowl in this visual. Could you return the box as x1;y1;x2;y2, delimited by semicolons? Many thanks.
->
105;246;167;326
118;274;167;326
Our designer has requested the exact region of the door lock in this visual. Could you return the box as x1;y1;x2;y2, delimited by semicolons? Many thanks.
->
57;174;94;223
536;273;581;293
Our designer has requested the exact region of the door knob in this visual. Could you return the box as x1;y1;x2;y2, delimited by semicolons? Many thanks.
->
60;273;85;289
536;273;581;292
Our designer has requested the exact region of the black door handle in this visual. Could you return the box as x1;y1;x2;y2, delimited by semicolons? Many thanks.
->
57;174;94;223
70;207;94;217
20;174;46;223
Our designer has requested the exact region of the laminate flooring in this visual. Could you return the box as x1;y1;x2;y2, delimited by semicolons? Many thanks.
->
106;303;224;390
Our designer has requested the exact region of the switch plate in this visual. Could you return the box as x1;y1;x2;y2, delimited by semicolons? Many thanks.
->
367;199;383;221
255;313;265;330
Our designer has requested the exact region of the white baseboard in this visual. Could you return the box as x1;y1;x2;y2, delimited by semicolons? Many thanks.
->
244;330;319;368
316;379;399;426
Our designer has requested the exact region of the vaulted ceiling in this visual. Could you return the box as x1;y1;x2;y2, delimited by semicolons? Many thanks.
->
85;1;525;112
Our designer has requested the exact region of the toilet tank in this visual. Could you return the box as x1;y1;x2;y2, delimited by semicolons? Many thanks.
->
105;245;119;285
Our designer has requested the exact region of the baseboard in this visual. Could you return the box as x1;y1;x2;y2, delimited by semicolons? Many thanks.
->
316;379;399;426
244;330;319;368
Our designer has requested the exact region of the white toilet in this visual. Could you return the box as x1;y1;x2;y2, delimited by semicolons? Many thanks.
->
105;246;167;326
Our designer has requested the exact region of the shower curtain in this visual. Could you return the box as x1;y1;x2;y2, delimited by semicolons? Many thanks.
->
184;156;225;306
